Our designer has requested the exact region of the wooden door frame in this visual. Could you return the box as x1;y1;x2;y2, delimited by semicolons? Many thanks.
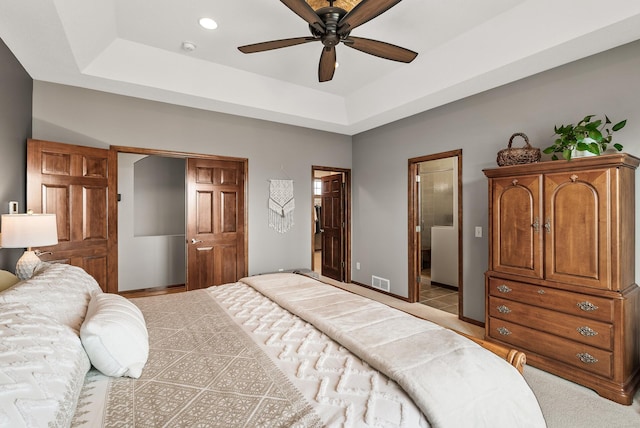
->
108;145;249;293
408;150;468;321
311;166;351;283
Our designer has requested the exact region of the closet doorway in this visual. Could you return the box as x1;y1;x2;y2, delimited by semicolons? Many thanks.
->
114;146;247;293
408;150;463;318
311;166;351;283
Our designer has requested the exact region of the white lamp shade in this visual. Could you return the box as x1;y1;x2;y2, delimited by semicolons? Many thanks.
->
0;213;59;248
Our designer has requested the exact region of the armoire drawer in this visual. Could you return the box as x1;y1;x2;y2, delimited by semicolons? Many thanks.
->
488;296;613;350
488;318;613;378
488;277;614;323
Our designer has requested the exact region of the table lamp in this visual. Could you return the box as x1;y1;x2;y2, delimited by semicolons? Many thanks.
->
0;212;58;280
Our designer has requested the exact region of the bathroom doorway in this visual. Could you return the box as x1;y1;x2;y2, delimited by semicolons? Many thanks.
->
408;150;462;317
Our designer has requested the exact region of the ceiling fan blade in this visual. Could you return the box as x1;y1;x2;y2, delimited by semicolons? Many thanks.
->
343;36;417;63
338;0;403;35
238;37;318;54
281;0;326;33
318;46;337;82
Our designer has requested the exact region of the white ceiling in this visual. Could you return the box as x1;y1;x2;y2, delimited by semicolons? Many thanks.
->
2;0;640;136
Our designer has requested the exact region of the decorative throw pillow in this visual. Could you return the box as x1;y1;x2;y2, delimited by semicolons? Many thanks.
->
0;269;20;292
80;293;149;378
0;263;102;333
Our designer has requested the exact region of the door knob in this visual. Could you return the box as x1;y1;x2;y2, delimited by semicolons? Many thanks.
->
191;238;203;244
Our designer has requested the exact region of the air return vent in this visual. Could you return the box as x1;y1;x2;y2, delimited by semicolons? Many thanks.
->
371;275;390;292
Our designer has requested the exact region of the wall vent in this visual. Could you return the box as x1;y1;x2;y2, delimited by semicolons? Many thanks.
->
371;275;390;292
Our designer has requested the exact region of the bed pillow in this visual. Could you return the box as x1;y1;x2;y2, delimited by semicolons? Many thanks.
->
0;303;91;427
80;293;149;378
0;262;102;334
0;269;19;291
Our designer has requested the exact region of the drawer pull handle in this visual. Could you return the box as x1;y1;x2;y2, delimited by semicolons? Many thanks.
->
497;305;512;314
577;301;599;312
497;284;512;293
497;327;511;336
544;218;551;233
537;289;545;295
576;353;598;364
577;326;598;337
531;217;540;232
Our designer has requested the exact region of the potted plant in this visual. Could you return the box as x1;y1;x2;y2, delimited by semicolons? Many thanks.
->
543;114;626;161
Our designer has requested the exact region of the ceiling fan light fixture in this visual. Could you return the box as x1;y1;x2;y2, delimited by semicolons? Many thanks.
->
199;17;218;30
307;0;359;12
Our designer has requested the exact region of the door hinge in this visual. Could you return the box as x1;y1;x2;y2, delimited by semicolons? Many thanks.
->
416;175;421;183
341;261;345;268
416;225;421;232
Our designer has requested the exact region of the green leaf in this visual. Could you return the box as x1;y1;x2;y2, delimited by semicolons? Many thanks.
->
614;143;624;151
552;154;559;160
562;149;572;161
588;142;600;154
582;115;595;123
605;115;612;125
588;129;603;141
543;147;556;154
576;142;589;151
612;120;627;131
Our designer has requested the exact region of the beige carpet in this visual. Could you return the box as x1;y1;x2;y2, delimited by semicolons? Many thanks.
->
319;276;640;428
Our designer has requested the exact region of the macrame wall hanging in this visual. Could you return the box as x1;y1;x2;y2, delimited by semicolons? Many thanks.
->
268;179;295;233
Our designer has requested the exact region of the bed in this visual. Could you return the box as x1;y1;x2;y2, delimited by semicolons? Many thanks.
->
0;263;546;427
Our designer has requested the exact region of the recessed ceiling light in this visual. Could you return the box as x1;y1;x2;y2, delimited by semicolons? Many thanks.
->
199;17;218;30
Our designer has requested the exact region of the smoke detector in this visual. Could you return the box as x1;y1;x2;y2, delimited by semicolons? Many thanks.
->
181;41;196;52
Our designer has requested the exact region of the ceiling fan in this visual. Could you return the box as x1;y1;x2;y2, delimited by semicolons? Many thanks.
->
238;0;418;82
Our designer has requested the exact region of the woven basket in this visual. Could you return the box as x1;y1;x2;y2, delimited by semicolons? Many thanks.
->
496;133;541;166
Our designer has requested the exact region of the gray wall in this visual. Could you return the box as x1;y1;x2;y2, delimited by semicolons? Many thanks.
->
0;37;32;271
118;153;186;291
31;82;352;278
133;155;185;237
20;39;640;322
352;39;640;321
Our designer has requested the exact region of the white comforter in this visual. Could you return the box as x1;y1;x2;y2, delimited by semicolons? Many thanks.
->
241;273;546;428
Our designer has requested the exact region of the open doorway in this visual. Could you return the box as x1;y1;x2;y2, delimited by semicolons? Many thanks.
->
408;150;463;317
114;146;247;293
311;166;351;283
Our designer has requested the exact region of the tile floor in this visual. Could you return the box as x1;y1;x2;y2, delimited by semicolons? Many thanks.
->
419;270;459;315
315;251;459;315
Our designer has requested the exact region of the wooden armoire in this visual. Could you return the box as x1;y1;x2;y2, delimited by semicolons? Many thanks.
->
483;153;640;405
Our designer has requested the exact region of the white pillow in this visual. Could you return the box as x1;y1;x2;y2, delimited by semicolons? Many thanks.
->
0;303;91;427
0;263;102;334
80;293;149;378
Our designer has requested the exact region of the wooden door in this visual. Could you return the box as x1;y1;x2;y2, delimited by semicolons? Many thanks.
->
321;173;344;281
544;169;610;289
490;174;543;279
186;158;246;290
27;139;112;291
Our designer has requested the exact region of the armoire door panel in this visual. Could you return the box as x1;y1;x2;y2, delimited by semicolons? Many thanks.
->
491;175;543;279
545;169;610;289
